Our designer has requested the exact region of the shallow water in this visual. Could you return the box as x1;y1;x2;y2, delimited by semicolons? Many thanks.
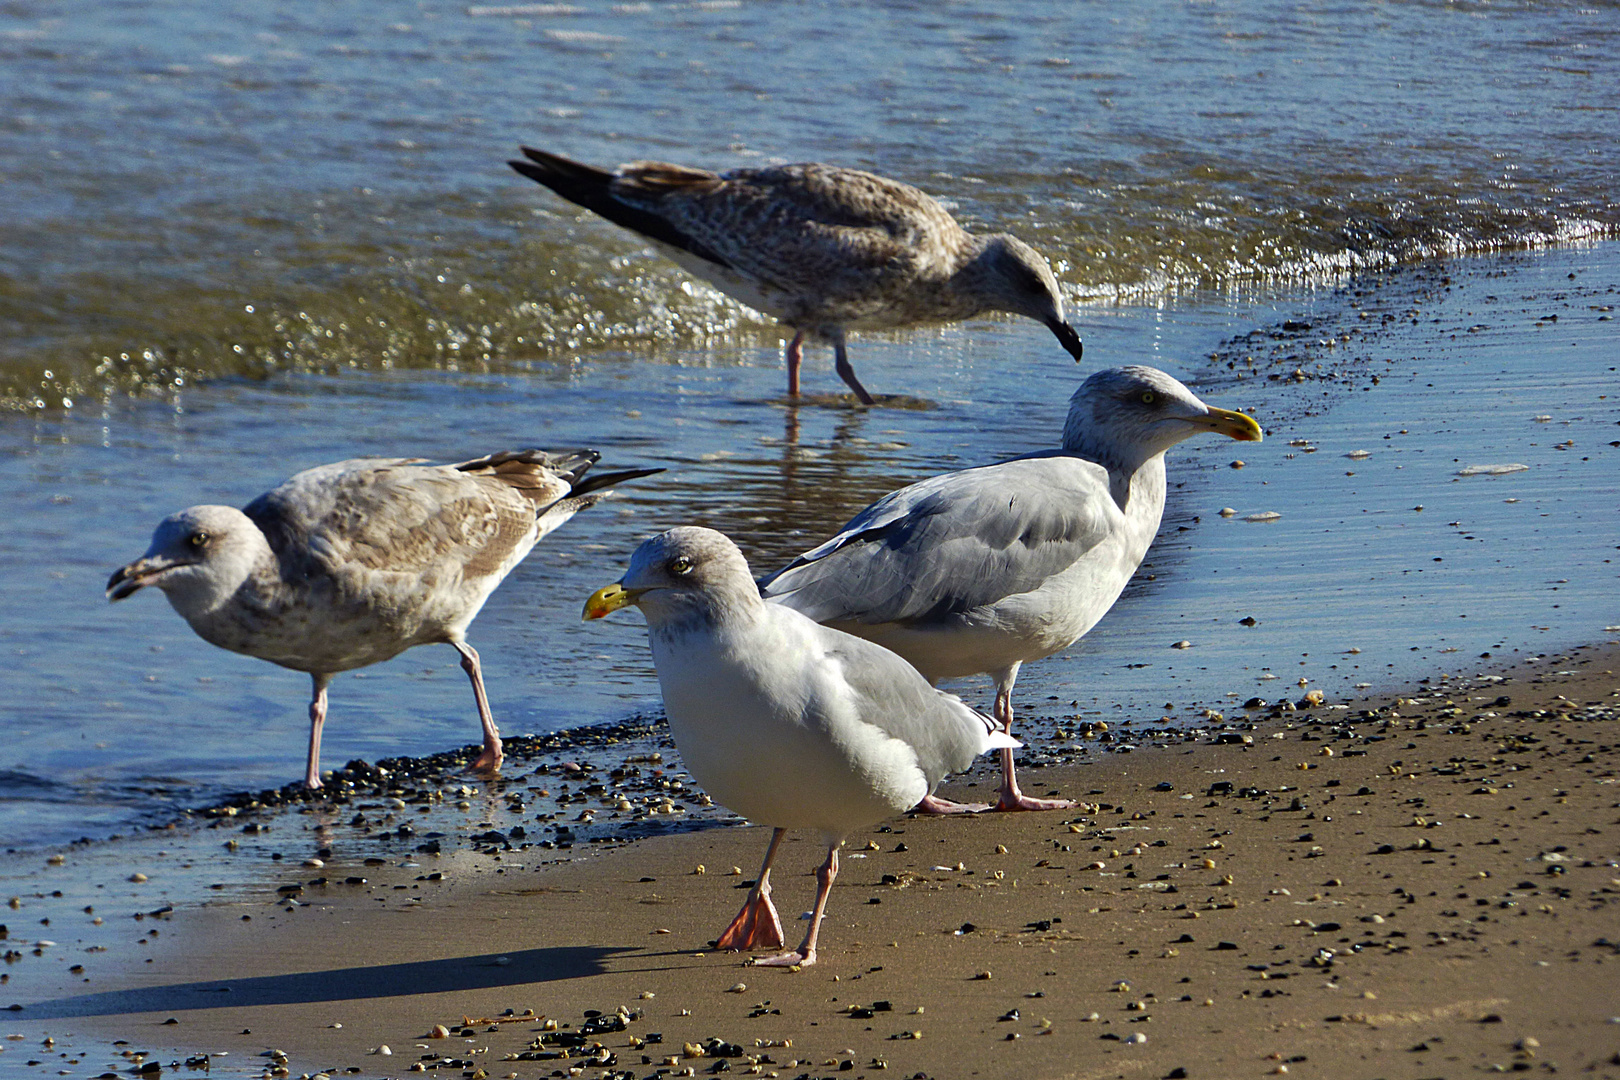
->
2;0;1618;850
3;0;1616;407
4;241;1616;851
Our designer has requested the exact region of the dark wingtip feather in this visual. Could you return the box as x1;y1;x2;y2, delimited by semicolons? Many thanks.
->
508;145;731;269
568;465;664;498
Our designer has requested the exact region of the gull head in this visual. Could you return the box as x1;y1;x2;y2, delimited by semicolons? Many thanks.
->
583;526;760;628
1062;365;1262;467
966;235;1083;363
108;505;267;617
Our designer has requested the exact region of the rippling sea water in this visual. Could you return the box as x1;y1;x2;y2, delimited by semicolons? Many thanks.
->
1;0;1616;848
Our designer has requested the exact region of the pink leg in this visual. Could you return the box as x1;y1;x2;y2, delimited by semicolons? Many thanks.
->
785;330;804;397
451;640;504;774
913;793;991;814
992;666;1074;812
754;843;839;968
716;828;786;952
304;674;332;790
832;337;875;405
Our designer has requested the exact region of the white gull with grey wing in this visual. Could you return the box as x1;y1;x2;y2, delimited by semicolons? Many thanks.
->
761;366;1262;811
584;526;1014;967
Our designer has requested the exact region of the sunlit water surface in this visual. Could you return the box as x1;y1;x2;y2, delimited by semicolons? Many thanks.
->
2;0;1617;848
3;243;1616;849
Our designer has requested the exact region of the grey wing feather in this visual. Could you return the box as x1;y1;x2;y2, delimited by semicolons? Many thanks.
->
761;453;1116;627
810;621;1003;783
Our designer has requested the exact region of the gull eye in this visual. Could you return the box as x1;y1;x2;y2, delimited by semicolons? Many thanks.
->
669;555;694;576
189;531;209;548
1139;390;1157;405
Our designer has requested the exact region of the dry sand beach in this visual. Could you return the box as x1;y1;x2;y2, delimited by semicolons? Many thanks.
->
5;643;1617;1080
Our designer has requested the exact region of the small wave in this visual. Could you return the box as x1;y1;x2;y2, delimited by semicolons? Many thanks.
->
542;28;626;43
2;176;1615;413
467;3;585;14
0;769;69;800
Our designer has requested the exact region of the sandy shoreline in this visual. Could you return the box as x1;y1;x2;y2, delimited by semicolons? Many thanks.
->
5;643;1617;1080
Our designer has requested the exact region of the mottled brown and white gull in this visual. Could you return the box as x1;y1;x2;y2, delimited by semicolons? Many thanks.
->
108;449;660;789
584;527;1015;967
509;147;1084;404
760;366;1262;811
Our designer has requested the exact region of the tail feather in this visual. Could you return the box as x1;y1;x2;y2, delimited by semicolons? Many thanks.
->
987;729;1022;752
530;462;662;543
975;706;1022;752
569;465;664;498
509;146;731;268
509;147;619;208
459;447;598;479
453;448;661;511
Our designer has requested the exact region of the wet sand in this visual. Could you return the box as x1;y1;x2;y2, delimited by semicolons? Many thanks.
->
6;643;1617;1080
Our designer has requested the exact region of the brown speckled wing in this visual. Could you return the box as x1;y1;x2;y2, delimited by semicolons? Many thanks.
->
246;457;532;589
613;162;971;311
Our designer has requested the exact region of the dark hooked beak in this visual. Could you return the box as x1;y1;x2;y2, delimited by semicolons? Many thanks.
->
107;557;170;601
1046;318;1084;363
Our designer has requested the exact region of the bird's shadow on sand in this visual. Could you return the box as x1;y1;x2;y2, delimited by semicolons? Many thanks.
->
12;946;634;1020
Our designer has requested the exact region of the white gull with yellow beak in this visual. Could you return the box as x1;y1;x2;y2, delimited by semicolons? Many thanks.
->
760;365;1263;812
585;526;1015;968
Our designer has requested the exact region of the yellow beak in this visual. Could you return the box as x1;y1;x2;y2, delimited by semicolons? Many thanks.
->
583;581;640;621
1198;406;1264;443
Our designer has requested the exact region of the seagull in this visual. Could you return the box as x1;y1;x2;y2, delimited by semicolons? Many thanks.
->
509;147;1084;405
583;526;1015;967
760;366;1263;811
108;449;660;790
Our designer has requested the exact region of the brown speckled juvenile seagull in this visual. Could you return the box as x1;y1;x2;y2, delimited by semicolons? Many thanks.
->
509;147;1084;404
107;449;660;789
